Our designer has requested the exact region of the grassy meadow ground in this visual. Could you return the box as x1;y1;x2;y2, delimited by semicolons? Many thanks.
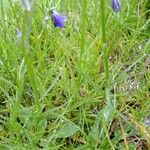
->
0;0;150;149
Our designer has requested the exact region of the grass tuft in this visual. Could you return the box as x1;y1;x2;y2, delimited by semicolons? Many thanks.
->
0;0;150;149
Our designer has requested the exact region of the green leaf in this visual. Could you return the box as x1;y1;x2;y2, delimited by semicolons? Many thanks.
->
56;122;80;138
37;119;47;134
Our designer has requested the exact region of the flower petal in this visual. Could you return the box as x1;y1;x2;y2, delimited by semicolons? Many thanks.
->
112;0;121;12
52;10;67;28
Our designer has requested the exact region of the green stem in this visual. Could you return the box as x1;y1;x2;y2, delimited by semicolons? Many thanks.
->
80;0;87;58
100;0;111;121
100;0;109;82
100;0;106;43
21;9;39;106
79;0;87;82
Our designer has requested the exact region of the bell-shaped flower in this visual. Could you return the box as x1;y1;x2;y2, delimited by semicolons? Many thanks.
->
112;0;121;12
51;10;67;28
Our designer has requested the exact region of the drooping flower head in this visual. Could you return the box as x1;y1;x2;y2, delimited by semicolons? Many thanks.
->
51;10;67;28
111;0;121;12
16;28;22;39
16;28;22;46
22;0;31;11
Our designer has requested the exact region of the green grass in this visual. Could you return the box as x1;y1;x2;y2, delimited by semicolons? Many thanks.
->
0;0;150;149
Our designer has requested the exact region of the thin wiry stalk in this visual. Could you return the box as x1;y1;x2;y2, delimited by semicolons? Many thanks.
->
100;0;111;121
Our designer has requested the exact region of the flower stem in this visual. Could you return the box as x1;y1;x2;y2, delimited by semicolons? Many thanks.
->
100;0;111;121
79;0;87;81
100;0;109;82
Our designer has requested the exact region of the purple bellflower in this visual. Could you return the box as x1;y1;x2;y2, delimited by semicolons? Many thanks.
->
112;0;121;12
51;10;67;28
